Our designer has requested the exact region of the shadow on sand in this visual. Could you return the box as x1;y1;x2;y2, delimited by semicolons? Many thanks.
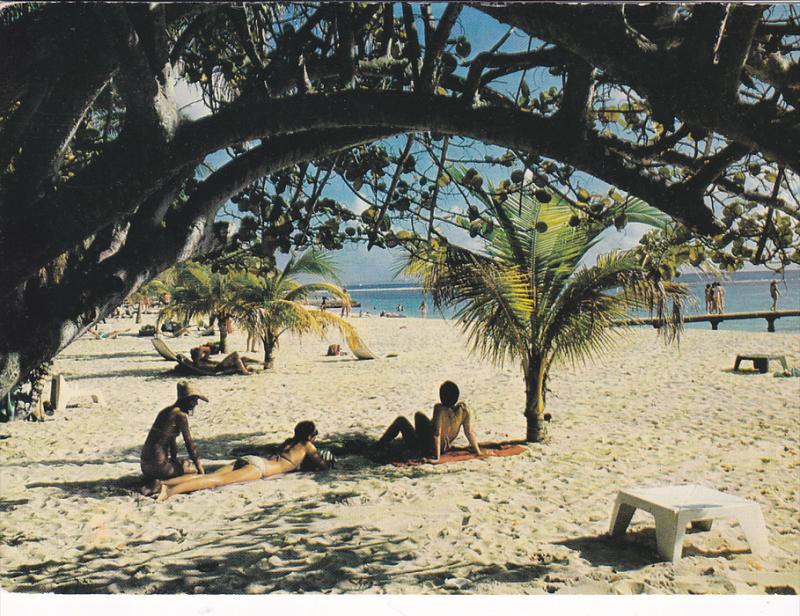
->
9;438;566;594
557;527;753;569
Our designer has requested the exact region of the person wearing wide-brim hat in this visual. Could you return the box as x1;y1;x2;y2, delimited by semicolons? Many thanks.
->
140;380;209;493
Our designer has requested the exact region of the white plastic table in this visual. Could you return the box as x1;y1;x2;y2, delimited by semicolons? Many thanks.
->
608;484;769;563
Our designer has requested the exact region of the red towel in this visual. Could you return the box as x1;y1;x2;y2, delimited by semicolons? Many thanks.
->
393;442;528;467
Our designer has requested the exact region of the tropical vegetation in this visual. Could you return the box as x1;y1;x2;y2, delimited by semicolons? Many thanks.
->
156;251;362;367
2;3;798;399
155;262;238;353
403;169;689;442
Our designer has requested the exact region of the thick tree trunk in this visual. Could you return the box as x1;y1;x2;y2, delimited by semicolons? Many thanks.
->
218;316;230;354
135;303;142;324
0;210;234;401
262;332;277;369
524;357;548;442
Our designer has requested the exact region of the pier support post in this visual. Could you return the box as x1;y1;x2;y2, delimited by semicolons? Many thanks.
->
766;317;776;333
710;319;720;330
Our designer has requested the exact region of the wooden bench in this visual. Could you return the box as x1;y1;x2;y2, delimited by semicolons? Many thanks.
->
734;354;788;374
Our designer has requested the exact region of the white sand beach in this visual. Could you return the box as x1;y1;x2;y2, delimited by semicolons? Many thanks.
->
0;315;798;595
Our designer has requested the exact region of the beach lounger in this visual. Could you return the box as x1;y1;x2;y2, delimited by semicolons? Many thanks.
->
173;354;265;376
152;338;179;362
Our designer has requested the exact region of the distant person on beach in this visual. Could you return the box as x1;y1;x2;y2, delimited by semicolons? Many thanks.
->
321;296;328;311
379;311;405;318
190;344;252;375
704;284;713;313
375;381;482;462
770;279;781;311
341;289;351;318
87;326;129;339
420;299;428;319
141;381;207;488
711;282;726;314
152;421;331;501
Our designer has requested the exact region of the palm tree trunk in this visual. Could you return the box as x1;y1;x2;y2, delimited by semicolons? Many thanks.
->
218;315;229;353
262;331;277;369
135;302;142;324
524;356;547;442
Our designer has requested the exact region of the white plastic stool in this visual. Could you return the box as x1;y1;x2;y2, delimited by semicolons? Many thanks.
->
609;484;769;563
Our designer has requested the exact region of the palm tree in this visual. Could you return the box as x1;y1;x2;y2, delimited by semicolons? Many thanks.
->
229;250;364;368
157;262;238;352
403;170;688;442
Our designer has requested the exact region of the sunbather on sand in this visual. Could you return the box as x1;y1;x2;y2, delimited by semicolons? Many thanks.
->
87;326;129;339
190;344;252;375
375;381;482;462
141;381;207;487
153;421;330;501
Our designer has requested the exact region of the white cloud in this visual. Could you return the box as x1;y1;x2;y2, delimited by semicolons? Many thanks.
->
173;78;211;121
349;194;371;215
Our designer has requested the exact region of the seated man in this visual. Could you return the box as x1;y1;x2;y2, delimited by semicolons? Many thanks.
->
141;381;207;487
190;344;251;375
375;381;481;461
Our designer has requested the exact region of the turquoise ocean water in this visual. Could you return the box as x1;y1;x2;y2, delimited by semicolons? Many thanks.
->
340;270;800;332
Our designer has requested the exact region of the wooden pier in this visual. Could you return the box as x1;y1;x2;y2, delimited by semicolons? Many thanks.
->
307;299;361;309
618;309;800;332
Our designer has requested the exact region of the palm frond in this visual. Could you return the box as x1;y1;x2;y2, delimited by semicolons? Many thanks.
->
283;249;341;281
310;310;368;351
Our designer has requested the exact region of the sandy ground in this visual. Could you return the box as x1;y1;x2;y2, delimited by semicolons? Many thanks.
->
0;314;798;595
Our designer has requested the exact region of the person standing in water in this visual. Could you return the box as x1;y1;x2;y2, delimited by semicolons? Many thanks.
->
340;289;351;318
420;299;428;319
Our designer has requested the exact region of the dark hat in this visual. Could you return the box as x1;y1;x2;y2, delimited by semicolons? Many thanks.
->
176;380;208;402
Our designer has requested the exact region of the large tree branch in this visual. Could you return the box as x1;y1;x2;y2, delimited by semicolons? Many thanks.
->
402;3;422;88
479;4;798;173
172;127;396;238
557;57;595;134
96;5;178;142
2;90;727;299
461;47;566;103
746;50;800;108
418;3;462;94
3;55;114;203
0;76;51;173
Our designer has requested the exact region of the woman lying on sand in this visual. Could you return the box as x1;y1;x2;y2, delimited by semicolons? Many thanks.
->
153;421;330;501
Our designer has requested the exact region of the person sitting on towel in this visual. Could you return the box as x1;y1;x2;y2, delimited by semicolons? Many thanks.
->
152;421;331;501
190;344;251;375
375;381;482;461
141;381;207;488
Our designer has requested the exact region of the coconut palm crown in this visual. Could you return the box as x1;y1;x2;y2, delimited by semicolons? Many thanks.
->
156;262;239;352
227;250;363;368
403;168;688;442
